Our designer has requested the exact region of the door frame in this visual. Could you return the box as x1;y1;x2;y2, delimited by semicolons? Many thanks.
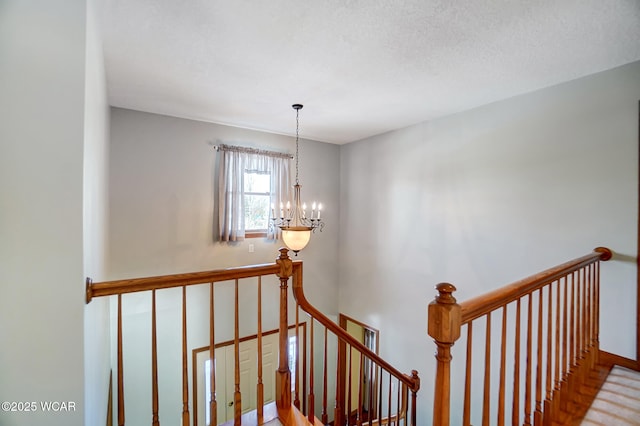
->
337;314;380;425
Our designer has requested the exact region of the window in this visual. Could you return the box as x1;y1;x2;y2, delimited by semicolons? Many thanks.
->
243;170;271;237
217;144;291;241
288;335;297;391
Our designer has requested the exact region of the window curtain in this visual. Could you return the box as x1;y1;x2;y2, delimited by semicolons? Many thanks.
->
218;144;291;241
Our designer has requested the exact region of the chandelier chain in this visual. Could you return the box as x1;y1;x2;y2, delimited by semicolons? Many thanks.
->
269;103;324;255
295;108;300;184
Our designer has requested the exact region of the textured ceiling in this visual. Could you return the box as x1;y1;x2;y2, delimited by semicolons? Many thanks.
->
99;0;640;144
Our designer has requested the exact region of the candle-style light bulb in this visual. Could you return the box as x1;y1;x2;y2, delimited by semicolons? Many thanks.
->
317;203;322;219
302;203;307;219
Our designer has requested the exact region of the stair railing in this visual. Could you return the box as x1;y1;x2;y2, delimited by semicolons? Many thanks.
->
427;247;612;426
87;260;286;425
86;247;419;425
288;250;421;425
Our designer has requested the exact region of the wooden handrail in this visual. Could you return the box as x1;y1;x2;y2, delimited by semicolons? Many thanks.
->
291;260;420;393
85;263;280;302
460;247;612;323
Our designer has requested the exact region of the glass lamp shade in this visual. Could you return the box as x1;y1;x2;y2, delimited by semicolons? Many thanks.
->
281;227;312;253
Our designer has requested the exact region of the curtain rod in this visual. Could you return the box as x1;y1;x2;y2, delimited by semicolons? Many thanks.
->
213;143;293;159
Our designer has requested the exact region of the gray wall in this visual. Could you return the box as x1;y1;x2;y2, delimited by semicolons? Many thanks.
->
338;61;639;423
0;1;88;425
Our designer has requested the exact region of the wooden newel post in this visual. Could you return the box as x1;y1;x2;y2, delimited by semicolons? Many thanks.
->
276;247;293;408
428;283;462;426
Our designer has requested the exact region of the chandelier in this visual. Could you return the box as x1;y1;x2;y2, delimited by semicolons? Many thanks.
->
270;104;324;254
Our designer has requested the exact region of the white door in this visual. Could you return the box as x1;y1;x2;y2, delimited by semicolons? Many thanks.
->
196;331;281;425
224;341;255;419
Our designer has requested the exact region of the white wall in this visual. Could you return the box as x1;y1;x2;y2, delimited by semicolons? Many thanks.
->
0;1;87;425
107;108;340;424
83;0;112;424
338;61;640;423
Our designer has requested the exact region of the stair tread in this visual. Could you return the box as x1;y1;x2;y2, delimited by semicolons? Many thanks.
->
550;363;613;426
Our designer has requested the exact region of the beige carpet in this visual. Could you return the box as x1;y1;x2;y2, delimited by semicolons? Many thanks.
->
581;366;640;425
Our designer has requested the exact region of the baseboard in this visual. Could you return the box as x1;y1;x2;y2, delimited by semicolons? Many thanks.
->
599;350;639;371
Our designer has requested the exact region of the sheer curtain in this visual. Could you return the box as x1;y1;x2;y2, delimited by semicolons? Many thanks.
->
218;144;291;241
